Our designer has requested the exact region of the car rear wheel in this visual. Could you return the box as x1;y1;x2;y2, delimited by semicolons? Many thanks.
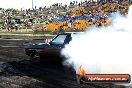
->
77;75;86;84
30;51;40;63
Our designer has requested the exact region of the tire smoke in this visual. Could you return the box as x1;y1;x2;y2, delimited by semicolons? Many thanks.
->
61;6;132;86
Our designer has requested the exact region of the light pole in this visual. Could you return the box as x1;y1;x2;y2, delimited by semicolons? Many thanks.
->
32;0;34;9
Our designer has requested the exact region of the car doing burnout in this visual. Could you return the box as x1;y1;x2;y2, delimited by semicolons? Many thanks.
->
24;32;80;63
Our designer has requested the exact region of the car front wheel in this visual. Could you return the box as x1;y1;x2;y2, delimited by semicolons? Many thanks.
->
30;51;40;63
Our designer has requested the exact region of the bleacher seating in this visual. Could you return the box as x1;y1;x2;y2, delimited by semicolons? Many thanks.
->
36;1;132;31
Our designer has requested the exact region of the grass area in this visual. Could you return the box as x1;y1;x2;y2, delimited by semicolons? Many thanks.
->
0;29;54;37
0;33;54;36
0;29;33;32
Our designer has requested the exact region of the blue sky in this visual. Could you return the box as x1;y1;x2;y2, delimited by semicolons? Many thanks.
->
0;0;82;9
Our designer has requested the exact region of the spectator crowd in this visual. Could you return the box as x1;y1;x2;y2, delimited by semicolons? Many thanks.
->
0;0;132;32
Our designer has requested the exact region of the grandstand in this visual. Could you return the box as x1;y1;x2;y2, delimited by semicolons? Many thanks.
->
0;0;132;32
36;1;131;32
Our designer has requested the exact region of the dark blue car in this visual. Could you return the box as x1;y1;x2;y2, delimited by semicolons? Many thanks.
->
24;32;80;63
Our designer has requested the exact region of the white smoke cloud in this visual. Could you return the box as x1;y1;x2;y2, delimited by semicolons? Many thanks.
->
61;6;132;87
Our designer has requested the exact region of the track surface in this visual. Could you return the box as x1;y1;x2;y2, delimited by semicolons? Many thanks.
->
0;38;127;88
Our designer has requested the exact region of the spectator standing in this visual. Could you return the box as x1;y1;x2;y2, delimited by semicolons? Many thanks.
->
31;24;35;32
58;26;64;33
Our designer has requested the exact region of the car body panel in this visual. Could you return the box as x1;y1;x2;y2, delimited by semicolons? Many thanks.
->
24;32;82;60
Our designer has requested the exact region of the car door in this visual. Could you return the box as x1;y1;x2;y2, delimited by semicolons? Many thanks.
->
47;34;69;57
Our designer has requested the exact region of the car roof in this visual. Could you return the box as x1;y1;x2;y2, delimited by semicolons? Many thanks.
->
58;32;84;38
60;32;83;35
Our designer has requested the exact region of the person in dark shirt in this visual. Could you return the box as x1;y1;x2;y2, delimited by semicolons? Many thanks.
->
58;26;64;33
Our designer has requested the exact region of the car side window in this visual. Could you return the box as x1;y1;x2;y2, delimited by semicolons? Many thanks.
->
51;35;67;45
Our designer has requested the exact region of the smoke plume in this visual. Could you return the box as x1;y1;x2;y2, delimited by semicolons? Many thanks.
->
61;6;132;86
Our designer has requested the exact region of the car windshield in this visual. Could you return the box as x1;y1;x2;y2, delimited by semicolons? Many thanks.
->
51;34;67;44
